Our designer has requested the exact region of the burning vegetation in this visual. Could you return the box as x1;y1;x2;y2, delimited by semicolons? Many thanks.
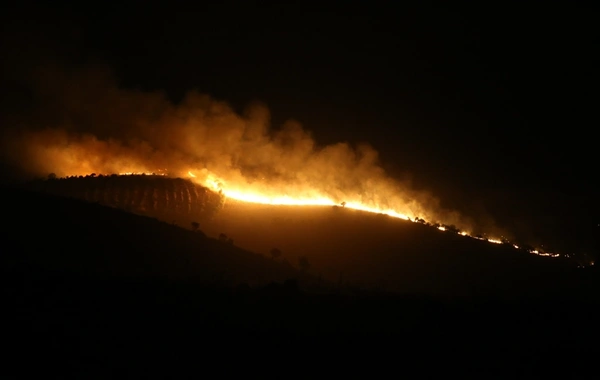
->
26;173;573;263
0;63;585;263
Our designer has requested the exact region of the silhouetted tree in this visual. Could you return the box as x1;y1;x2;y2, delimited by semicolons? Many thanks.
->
270;248;282;260
191;221;200;231
298;256;310;273
227;238;234;245
340;201;346;208
47;173;57;180
219;233;228;242
445;224;460;234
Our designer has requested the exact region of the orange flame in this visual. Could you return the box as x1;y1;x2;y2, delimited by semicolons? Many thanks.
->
194;170;410;219
188;170;567;259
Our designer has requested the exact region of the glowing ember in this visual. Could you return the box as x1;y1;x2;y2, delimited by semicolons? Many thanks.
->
119;172;166;176
438;226;446;231
534;252;560;258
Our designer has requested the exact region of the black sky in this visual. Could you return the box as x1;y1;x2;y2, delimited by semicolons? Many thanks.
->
1;2;598;254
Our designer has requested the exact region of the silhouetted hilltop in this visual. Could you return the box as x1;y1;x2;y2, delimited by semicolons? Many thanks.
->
24;174;225;222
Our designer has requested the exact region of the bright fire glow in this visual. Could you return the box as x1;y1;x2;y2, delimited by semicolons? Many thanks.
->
200;171;410;218
345;203;410;220
183;170;565;259
45;168;566;261
119;172;166;176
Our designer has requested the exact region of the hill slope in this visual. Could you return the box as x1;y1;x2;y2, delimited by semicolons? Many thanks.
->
1;185;308;286
19;175;594;297
2;185;600;376
194;199;592;297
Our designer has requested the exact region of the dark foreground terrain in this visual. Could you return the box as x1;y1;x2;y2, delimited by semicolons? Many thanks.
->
29;175;596;296
2;186;599;376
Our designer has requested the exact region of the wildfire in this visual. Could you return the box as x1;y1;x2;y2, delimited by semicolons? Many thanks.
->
196;171;411;218
119;170;167;176
119;172;161;176
183;170;566;260
43;168;566;261
2;67;572;264
344;203;410;220
218;190;334;206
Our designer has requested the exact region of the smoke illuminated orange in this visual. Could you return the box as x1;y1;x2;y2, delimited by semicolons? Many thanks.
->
0;62;563;261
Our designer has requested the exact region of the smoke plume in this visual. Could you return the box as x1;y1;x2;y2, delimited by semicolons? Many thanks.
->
1;58;510;236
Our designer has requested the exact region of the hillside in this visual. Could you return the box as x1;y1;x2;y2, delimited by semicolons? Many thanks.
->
20;175;594;297
2;185;600;376
25;174;225;222
204;199;588;296
2;185;309;287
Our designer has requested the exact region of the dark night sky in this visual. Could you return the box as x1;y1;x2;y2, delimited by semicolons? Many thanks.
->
1;2;598;253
